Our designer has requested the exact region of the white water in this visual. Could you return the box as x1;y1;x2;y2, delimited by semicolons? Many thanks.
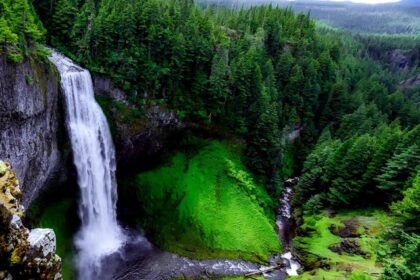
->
49;51;125;279
277;177;301;276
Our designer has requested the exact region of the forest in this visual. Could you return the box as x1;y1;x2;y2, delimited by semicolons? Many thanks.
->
0;0;419;279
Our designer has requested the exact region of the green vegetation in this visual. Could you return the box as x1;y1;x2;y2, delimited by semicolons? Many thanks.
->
128;140;280;262
295;124;420;208
0;0;45;62
8;0;418;278
34;0;349;189
294;209;390;279
204;0;420;36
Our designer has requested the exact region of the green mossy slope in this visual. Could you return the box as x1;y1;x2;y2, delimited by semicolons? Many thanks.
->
134;141;281;262
294;209;391;279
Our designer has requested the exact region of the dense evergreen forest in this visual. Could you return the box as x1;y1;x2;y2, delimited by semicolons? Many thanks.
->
0;0;419;279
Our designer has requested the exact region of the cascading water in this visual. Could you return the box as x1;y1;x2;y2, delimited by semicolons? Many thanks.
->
49;50;125;279
276;177;301;276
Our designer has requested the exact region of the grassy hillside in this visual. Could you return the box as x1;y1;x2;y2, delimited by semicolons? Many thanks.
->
294;209;392;279
129;140;281;262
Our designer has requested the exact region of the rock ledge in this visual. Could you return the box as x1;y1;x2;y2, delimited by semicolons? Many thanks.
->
0;161;62;280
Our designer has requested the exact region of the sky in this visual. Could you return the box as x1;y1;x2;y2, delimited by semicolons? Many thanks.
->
330;0;400;3
287;0;401;4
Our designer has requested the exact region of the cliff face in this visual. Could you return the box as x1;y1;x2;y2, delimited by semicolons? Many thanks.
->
0;56;65;206
93;75;184;172
0;161;62;280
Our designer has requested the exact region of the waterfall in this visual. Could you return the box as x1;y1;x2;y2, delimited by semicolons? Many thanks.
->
49;50;125;279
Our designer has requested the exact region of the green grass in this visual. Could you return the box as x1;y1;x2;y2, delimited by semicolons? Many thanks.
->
133;140;281;262
294;269;373;280
293;209;391;279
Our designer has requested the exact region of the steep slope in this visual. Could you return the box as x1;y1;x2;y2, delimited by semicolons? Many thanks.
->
122;141;281;262
0;55;65;206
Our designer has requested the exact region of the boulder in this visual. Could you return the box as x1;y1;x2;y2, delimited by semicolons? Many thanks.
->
0;163;62;280
28;229;57;258
329;218;362;238
329;239;368;257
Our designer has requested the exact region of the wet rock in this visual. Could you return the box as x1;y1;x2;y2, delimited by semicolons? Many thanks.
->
0;56;66;206
329;239;368;257
292;243;329;271
329;218;362;238
0;163;62;280
93;75;130;105
326;209;336;218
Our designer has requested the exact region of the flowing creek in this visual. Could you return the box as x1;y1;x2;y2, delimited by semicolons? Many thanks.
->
50;50;300;279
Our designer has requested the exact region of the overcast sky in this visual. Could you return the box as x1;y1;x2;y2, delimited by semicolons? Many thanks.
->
287;0;401;4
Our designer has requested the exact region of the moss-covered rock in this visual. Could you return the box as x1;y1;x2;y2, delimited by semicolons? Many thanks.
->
0;162;62;280
293;209;390;279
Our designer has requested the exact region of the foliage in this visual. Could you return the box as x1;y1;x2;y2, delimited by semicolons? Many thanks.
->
125;141;280;262
383;232;420;280
295;124;420;208
0;0;45;62
294;209;390;279
391;170;420;232
32;0;350;185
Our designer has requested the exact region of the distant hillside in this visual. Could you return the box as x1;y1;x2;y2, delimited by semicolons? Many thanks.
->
201;0;420;35
401;0;420;6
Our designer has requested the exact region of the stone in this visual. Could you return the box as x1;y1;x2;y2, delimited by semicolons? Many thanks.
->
92;74;184;171
0;55;66;206
28;229;56;258
0;163;62;280
329;218;362;238
329;239;368;257
0;161;9;177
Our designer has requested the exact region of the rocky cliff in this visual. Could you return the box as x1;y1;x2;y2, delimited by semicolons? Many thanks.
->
0;161;62;280
93;75;184;172
0;56;65;206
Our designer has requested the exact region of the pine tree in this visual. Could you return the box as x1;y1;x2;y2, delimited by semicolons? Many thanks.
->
50;0;77;45
208;46;231;121
328;134;374;206
392;170;420;230
376;145;420;201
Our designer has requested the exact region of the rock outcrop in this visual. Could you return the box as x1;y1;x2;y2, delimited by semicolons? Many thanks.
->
0;161;62;280
92;75;184;171
0;56;65;206
399;74;420;90
390;49;410;70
